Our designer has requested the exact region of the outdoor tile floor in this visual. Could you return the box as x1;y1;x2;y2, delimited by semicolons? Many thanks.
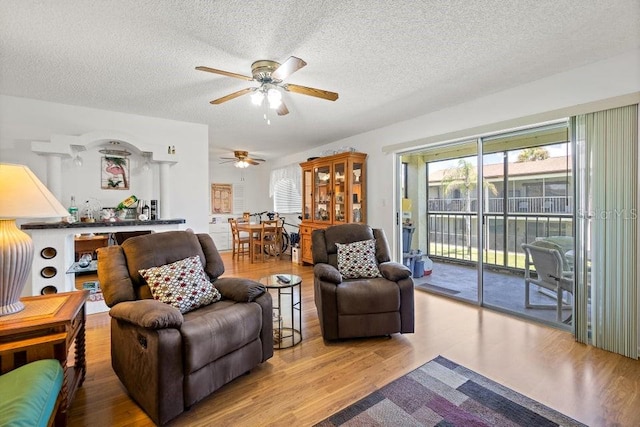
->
413;260;572;326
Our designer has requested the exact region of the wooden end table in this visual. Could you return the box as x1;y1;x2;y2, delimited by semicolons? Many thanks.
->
0;290;89;426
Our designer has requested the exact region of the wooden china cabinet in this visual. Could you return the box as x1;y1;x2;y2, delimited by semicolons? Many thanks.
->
299;151;367;264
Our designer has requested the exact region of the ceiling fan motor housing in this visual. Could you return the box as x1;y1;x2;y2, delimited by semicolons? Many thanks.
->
251;60;281;83
234;150;249;160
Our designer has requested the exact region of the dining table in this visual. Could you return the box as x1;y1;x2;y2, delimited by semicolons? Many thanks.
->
235;222;281;263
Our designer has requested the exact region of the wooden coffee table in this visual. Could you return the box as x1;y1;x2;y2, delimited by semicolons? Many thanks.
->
0;290;89;426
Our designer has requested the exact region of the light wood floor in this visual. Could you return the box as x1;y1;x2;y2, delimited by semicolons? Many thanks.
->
67;252;640;426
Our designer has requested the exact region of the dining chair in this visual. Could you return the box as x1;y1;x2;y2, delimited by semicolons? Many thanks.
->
252;220;281;262
228;218;250;258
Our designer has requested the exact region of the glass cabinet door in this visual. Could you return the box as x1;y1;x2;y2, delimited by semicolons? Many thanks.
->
303;169;313;221
333;161;346;223
351;161;364;223
314;165;331;223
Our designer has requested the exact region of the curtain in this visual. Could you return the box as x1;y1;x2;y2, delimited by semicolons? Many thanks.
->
270;164;302;213
269;164;301;197
574;104;639;359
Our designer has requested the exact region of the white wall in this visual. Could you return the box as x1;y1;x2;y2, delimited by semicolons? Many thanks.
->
0;95;210;232
208;161;272;218
270;49;640;257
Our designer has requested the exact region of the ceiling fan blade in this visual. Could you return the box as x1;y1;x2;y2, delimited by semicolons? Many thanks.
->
219;159;236;164
285;84;339;101
246;159;261;166
246;157;266;163
276;101;289;116
195;66;253;81
271;56;307;81
210;88;253;105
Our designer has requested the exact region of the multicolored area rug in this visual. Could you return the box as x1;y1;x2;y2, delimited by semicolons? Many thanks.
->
315;356;585;427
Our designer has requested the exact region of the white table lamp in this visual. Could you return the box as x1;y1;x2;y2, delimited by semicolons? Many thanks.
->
0;163;69;315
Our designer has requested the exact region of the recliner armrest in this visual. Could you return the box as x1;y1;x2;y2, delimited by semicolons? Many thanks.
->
379;262;412;281
110;300;183;329
314;263;342;284
214;277;265;302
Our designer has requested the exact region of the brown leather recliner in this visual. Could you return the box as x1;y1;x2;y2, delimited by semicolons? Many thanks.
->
312;224;414;340
97;231;273;425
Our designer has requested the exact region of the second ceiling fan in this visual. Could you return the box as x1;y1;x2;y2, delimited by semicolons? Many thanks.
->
196;56;338;116
219;150;265;168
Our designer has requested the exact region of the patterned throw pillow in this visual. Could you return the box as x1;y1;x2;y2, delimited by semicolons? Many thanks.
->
336;239;382;279
139;256;221;314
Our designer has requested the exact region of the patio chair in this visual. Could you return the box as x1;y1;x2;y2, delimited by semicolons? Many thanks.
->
521;243;573;322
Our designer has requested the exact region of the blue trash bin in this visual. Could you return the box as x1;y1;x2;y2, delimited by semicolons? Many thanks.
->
403;254;416;273
413;259;425;278
402;226;415;253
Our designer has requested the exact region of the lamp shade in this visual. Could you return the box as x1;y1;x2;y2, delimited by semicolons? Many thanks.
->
0;163;68;315
0;163;69;219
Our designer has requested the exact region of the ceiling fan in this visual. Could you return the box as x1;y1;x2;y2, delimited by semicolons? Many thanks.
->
196;56;339;116
219;150;265;168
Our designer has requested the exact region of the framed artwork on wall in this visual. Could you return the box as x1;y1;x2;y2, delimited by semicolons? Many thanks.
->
101;156;130;190
211;183;233;214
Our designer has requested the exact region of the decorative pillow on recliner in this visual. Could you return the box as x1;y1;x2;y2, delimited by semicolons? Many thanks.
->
139;256;221;314
336;239;383;279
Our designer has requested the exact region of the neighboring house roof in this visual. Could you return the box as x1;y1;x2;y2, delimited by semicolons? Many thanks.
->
429;156;571;183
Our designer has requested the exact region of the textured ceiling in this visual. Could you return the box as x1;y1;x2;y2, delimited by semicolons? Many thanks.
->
1;0;639;161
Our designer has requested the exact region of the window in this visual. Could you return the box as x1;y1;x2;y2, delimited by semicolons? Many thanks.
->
270;166;302;214
273;178;302;213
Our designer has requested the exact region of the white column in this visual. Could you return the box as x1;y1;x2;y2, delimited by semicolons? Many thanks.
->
45;155;63;200
159;162;171;218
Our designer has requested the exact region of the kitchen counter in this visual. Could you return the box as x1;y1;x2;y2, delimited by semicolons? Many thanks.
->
21;218;185;230
22;219;186;313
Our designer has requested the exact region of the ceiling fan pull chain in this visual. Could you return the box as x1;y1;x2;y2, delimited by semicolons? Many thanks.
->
264;102;271;125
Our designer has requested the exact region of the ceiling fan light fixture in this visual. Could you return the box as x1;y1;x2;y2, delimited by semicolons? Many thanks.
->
267;87;282;109
250;90;264;106
235;160;250;168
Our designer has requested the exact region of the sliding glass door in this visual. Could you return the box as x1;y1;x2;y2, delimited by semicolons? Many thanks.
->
400;121;575;328
402;139;479;303
480;124;574;328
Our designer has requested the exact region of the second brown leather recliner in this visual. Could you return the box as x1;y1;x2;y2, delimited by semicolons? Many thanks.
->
312;223;414;340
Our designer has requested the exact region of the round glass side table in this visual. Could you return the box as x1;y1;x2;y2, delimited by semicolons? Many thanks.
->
259;274;302;349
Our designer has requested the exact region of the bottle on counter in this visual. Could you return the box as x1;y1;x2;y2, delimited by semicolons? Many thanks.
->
150;199;158;220
137;199;150;220
142;201;150;219
68;196;79;223
116;195;138;211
